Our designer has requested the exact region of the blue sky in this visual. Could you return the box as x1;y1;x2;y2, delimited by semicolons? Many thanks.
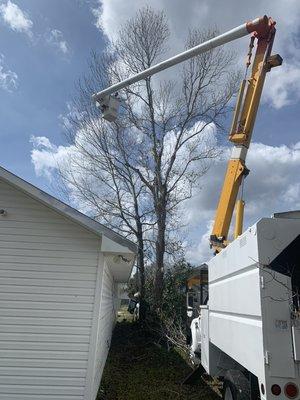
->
1;0;300;263
0;0;105;190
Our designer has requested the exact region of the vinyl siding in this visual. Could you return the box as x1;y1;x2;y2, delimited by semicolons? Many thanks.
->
0;180;101;400
91;261;117;399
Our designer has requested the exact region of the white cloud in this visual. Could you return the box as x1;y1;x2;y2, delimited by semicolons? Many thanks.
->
263;63;300;109
0;54;18;92
30;135;55;150
30;132;107;215
0;0;33;37
0;2;71;55
185;220;214;265
92;1;103;32
94;0;300;109
30;135;76;181
46;29;70;54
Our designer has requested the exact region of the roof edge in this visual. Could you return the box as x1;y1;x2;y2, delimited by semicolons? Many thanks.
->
0;166;137;254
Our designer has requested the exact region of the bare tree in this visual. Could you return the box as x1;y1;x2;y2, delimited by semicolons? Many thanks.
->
56;117;152;319
58;6;239;312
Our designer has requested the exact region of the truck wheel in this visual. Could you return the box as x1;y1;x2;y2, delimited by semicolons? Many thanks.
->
222;370;251;400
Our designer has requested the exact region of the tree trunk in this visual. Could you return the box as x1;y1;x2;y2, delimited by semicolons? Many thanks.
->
154;203;166;311
136;226;146;320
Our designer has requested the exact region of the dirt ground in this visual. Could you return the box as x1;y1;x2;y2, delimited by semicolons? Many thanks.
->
98;320;220;400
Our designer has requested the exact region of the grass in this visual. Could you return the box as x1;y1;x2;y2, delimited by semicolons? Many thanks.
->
98;319;220;400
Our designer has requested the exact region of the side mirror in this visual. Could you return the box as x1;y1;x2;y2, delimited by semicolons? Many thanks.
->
187;306;193;318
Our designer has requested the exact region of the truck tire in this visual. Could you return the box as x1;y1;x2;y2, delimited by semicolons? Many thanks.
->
222;370;251;400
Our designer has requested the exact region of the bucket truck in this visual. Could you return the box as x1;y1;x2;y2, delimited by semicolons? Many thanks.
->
92;15;300;400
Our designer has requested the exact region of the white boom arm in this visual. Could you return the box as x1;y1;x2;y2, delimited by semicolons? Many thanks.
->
92;16;267;103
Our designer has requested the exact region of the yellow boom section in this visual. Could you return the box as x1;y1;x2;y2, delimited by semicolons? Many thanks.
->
210;19;282;253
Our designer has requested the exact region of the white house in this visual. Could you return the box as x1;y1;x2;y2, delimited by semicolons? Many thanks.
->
0;166;136;400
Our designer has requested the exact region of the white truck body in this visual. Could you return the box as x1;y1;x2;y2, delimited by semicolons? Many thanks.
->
191;212;300;399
